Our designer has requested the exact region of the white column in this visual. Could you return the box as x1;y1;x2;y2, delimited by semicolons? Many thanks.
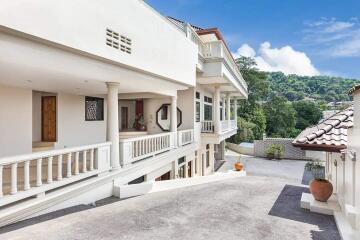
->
170;95;177;147
214;86;221;133
234;97;238;121
106;82;120;169
226;93;231;121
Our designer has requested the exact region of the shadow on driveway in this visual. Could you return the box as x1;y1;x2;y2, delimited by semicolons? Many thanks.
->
0;197;123;234
268;185;340;240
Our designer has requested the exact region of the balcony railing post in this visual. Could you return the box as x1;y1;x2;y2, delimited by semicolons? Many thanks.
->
24;160;30;191
10;163;17;195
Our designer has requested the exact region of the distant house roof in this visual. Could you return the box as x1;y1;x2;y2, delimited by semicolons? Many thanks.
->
292;107;354;152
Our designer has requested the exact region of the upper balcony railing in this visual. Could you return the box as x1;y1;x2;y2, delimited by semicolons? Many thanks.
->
201;120;237;134
178;129;194;147
203;41;248;90
119;130;195;166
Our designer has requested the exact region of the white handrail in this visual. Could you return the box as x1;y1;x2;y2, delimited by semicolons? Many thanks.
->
204;41;248;90
178;129;194;146
0;142;111;206
120;132;175;166
0;142;111;165
201;121;214;133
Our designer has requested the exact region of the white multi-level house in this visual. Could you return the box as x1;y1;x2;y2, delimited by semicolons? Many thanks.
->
0;0;247;226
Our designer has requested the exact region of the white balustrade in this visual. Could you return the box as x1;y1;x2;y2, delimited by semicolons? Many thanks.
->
57;155;62;181
201;121;214;133
220;120;229;132
178;129;194;147
203;41;248;90
120;132;175;166
0;142;111;207
230;120;237;129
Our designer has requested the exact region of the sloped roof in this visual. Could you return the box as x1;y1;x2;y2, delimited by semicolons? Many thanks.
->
292;106;354;152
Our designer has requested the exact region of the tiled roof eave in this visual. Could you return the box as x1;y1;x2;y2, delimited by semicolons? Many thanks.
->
292;142;347;152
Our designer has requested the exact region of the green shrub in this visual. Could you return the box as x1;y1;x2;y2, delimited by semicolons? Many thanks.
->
265;144;285;159
305;160;325;180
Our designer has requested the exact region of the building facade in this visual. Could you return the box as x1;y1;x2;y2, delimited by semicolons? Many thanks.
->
0;0;247;226
293;89;360;238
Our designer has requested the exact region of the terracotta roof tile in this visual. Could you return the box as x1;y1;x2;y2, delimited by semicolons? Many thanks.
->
292;106;353;151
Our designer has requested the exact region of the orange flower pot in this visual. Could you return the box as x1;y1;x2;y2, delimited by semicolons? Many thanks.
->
309;179;333;202
234;162;243;171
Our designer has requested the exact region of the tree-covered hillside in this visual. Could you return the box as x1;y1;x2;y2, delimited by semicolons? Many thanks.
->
267;72;359;102
229;56;360;142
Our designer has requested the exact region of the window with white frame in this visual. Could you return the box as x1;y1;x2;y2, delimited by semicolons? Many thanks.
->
203;95;213;121
196;92;200;122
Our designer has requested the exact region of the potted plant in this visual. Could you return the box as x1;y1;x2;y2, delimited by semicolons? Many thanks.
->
234;157;244;171
305;160;333;202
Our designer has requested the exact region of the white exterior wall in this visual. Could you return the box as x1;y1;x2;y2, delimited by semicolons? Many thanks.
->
0;0;197;86
178;88;195;131
56;93;107;149
144;89;195;134
351;94;360;230
325;93;360;231
0;85;32;157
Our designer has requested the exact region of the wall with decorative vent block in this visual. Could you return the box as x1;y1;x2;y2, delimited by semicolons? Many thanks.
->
254;138;309;160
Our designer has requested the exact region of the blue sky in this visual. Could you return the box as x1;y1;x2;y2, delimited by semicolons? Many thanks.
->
147;0;360;79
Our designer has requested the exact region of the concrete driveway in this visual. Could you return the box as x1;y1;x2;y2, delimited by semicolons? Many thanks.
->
218;150;309;184
0;151;340;240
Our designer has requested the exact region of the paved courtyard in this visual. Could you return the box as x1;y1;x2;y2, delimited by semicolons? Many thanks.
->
0;151;340;240
218;150;310;184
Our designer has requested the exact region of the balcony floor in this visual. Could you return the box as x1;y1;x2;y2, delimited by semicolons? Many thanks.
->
0;152;340;239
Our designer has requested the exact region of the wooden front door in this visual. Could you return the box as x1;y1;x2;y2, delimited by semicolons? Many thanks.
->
188;162;192;177
42;96;57;142
121;107;128;129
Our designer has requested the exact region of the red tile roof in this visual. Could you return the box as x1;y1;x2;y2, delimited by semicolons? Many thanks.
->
292;107;354;152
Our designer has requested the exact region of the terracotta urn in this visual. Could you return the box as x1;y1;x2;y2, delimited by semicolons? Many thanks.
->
234;162;243;171
309;179;333;202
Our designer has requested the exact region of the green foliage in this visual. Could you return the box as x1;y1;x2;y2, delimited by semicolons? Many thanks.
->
267;72;358;102
305;160;325;180
292;100;322;130
228;56;359;143
249;106;266;140
229;117;256;144
265;144;285;159
263;96;298;138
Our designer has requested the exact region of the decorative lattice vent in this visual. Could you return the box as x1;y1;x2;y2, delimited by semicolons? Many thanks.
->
106;28;131;54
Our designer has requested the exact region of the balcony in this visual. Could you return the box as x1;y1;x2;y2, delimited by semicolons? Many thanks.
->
119;129;194;166
201;120;237;133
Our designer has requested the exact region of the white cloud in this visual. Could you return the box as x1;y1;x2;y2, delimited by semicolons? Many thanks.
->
303;17;360;57
232;44;256;58
330;30;360;57
232;42;320;76
324;21;354;33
